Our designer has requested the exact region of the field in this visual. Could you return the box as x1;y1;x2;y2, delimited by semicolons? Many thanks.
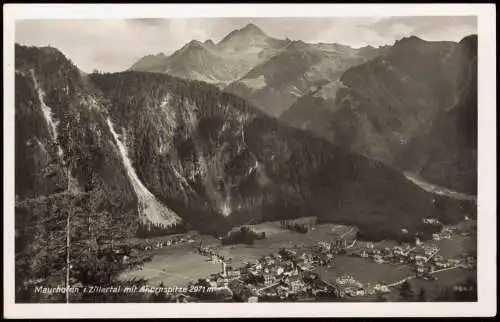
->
211;222;356;266
119;218;477;302
409;268;476;300
437;235;476;259
120;222;357;285
313;255;414;285
349;239;400;252
119;244;222;286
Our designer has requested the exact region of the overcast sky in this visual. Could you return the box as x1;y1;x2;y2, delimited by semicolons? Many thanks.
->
15;16;477;73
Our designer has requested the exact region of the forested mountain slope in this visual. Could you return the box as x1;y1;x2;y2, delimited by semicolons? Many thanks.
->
281;35;478;194
16;44;474;241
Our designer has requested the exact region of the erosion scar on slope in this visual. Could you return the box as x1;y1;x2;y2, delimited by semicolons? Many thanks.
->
106;117;182;228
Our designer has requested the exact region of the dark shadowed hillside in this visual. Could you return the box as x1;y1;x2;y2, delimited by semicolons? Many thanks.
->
15;45;186;235
281;35;477;194
16;44;475;243
397;35;478;194
90;72;474;240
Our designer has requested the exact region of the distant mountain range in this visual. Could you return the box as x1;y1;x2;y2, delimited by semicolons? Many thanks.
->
130;23;289;88
129;23;387;117
281;35;478;194
130;24;477;195
15;43;474;241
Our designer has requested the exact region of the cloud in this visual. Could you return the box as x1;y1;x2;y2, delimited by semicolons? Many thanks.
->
15;16;477;72
126;18;170;27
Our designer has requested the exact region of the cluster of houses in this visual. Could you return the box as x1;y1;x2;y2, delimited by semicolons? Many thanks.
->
246;251;302;286
110;235;198;265
331;273;391;297
350;236;473;277
197;246;346;301
141;235;196;251
192;235;471;302
422;217;441;225
432;226;454;241
182;220;477;302
254;269;343;301
334;274;365;296
223;239;387;300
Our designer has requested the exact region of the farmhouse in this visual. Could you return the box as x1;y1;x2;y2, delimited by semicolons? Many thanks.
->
374;284;390;293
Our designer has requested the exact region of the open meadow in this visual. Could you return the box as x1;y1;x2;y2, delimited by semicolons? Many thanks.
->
120;222;358;285
314;255;414;285
119;243;222;286
409;268;476;300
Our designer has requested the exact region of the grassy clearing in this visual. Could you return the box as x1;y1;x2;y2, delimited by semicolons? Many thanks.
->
437;235;475;258
314;255;414;285
119;245;222;286
409;268;476;300
121;223;357;284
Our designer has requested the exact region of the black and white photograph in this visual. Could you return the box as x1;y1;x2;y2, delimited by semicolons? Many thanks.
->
3;3;496;318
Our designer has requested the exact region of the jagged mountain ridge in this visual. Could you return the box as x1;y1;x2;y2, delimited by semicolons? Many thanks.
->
129;23;385;117
129;23;290;87
225;40;386;117
16;44;474;239
281;35;477;194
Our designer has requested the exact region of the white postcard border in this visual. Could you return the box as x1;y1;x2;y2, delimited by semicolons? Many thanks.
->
3;3;496;318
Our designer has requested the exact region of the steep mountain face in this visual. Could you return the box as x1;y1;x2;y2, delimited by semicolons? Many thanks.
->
216;23;287;54
281;35;477;194
397;35;478;194
162;40;242;86
128;53;169;73
129;23;381;117
16;44;474;241
15;45;185;234
226;41;384;117
129;23;289;87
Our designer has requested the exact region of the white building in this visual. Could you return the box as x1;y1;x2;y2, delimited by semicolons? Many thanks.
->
248;296;258;303
423;218;441;225
290;280;306;293
415;255;426;261
264;275;275;286
442;233;452;240
227;270;240;278
424;247;438;256
375;284;390;293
